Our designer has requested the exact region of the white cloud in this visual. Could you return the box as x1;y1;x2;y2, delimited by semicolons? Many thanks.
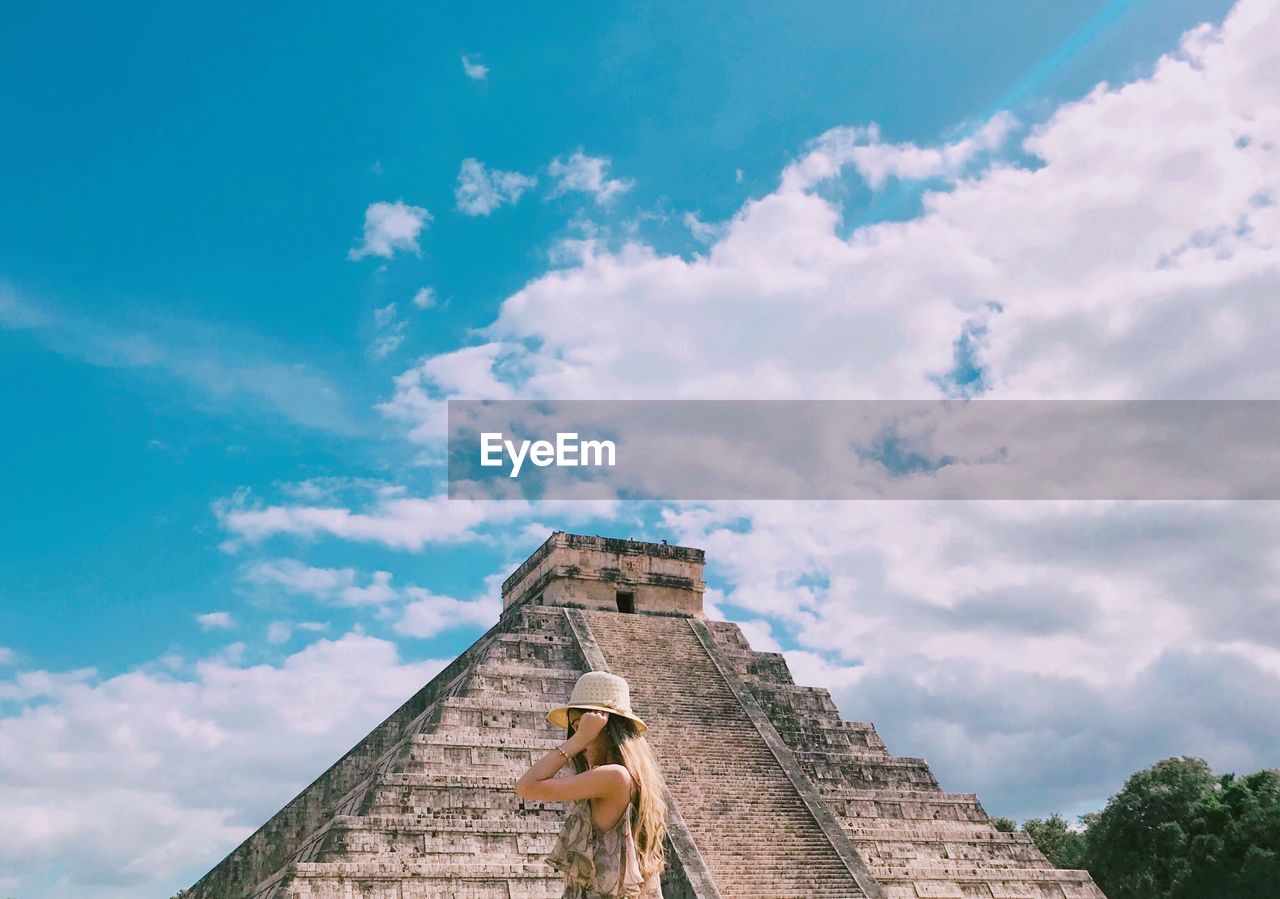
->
0;646;16;666
371;301;407;359
412;286;438;309
0;290;360;435
215;487;532;551
340;570;398;606
683;211;725;244
461;54;489;80
547;151;634;204
217;483;620;553
195;612;234;632
454;158;537;216
0;667;97;702
394;588;500;638
265;621;327;645
781;112;1018;192
347;200;431;261
266;621;292;644
0;632;446;897
241;558;398;607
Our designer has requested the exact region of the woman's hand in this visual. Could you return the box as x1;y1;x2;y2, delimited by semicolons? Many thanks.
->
572;710;610;742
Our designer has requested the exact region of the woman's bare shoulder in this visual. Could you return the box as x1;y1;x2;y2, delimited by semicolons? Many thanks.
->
596;763;634;793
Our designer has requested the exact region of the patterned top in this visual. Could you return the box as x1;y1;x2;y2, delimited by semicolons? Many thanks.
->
546;793;663;899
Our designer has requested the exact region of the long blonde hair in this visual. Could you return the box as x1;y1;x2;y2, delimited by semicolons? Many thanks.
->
568;712;668;885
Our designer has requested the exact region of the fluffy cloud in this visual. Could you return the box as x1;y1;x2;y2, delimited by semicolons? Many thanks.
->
215;486;529;551
461;53;489;80
195;612;234;631
371;301;407;358
394;588;501;639
547;150;634;204
215;483;620;552
781;113;1018;192
0;632;448;897
455;158;537;216
240;558;399;606
0;289;360;434
240;557;501;641
266;620;327;644
347;200;431;260
412;286;438;309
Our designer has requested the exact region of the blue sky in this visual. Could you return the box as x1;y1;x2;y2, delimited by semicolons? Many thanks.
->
4;1;1279;895
0;0;1232;672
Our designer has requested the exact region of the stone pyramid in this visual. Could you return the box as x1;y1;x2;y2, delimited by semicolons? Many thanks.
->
188;531;1106;899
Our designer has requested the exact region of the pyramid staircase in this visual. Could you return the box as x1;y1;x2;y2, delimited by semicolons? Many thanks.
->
702;619;1105;899
189;532;1105;899
189;601;594;899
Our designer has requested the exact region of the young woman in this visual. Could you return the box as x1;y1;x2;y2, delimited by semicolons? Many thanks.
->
515;670;668;898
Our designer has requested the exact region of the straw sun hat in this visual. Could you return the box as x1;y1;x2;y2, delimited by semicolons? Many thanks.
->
547;671;648;733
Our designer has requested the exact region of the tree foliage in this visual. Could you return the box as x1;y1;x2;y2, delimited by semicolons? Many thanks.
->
1083;756;1216;898
1007;757;1280;899
1171;768;1280;899
1023;813;1088;870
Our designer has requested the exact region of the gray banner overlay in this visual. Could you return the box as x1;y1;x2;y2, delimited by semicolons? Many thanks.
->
447;400;1280;500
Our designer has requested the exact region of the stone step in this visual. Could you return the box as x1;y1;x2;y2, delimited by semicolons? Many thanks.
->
801;756;943;791
471;661;581;681
877;883;1102;899
775;717;886;737
336;815;562;834
414;729;565;750
484;633;581;669
291;860;560;876
405;756;536;777
323;814;561;861
855;838;1047;867
466;662;581;700
279;861;563;899
434;696;571;733
750;680;843;709
716;648;797;684
517;606;575;633
842;820;1032;840
873;861;1102;881
821;787;980;803
823;790;991;824
794;748;917;766
363;773;566;819
376;771;557;790
704;620;752;650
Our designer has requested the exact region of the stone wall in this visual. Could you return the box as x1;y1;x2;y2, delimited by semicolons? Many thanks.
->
502;530;706;615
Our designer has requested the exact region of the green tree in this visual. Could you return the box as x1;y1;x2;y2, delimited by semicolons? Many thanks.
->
991;816;1017;833
1171;769;1280;899
1023;813;1088;869
1082;756;1216;899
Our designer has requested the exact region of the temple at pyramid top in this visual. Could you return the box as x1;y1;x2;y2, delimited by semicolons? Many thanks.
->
502;530;707;615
